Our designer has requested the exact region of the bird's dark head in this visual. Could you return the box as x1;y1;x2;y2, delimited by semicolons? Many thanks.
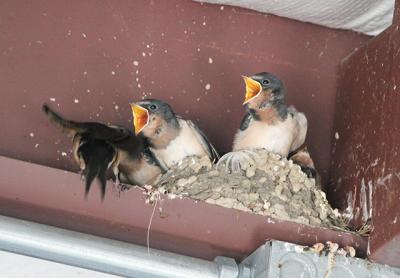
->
130;99;178;136
242;72;285;110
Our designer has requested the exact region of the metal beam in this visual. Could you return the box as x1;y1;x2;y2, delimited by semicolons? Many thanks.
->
0;215;238;278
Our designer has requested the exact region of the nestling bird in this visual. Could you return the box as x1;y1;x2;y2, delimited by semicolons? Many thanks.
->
130;99;219;170
42;104;163;200
218;72;317;177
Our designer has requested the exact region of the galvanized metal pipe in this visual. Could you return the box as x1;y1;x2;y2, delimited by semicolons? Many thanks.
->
0;215;237;278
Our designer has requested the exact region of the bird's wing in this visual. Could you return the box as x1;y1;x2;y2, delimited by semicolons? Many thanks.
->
94;124;132;142
288;106;308;152
239;113;253;131
180;117;220;162
42;104;130;142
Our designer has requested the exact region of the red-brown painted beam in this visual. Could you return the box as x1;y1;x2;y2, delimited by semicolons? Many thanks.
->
329;1;400;267
0;156;367;260
0;0;368;185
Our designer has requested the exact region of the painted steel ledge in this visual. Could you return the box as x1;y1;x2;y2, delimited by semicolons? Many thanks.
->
0;155;367;261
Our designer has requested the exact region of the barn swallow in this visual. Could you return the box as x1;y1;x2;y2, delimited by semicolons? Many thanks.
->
218;72;308;172
130;99;219;170
42;104;163;200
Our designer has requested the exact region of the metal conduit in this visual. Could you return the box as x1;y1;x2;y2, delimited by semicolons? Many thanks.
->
0;215;239;278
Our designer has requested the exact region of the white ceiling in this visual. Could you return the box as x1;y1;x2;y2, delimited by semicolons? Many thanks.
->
195;0;395;35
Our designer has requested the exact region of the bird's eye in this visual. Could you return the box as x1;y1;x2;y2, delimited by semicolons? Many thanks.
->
149;104;157;110
262;79;270;85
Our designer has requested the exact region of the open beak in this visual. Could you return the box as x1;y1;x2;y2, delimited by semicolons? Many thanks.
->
130;103;149;135
242;76;262;104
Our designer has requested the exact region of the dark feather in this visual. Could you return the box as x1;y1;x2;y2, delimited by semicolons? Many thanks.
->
42;104;129;141
184;118;220;162
78;134;116;200
239;113;253;131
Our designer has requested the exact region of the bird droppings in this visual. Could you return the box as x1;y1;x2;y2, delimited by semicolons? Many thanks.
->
61;152;67;156
34;143;39;148
82;33;87;38
133;60;139;66
49;97;56;102
74;98;79;104
205;83;211;90
114;105;119;110
142;52;146;57
146;149;349;229
335;132;340;140
111;71;116;75
208;57;213;64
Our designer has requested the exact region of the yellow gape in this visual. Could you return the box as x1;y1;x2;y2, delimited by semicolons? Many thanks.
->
130;103;149;135
242;76;262;104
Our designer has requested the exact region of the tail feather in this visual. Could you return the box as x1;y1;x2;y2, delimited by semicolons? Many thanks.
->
78;135;117;200
42;104;86;136
84;164;99;199
97;166;108;201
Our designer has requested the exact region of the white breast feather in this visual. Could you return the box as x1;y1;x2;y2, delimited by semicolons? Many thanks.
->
233;112;307;157
153;120;205;168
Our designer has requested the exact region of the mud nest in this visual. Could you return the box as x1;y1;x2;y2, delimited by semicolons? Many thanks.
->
145;149;348;229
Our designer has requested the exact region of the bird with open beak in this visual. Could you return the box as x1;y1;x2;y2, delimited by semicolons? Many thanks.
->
234;72;307;155
130;99;219;170
42;104;163;200
218;72;317;179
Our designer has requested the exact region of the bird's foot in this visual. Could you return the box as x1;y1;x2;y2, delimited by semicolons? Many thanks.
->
118;183;131;192
112;166;120;185
112;179;130;197
158;170;175;186
217;150;260;173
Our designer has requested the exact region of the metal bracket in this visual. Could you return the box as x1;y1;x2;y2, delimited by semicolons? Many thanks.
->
215;256;239;278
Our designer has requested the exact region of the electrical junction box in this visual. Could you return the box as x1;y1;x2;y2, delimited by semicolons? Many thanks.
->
239;241;400;278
